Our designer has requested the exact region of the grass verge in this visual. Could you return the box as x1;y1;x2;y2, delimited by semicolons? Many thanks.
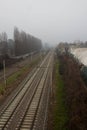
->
54;59;68;130
0;57;41;95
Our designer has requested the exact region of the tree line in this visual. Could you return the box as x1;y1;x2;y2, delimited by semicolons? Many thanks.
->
0;27;42;56
14;27;42;56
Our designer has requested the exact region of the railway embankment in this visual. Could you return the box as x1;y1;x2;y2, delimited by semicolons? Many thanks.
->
58;53;87;130
47;54;68;130
47;50;87;130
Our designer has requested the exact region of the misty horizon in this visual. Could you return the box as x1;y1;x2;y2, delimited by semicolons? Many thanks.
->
0;0;87;45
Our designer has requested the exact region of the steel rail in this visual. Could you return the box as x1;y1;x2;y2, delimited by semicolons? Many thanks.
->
0;51;50;114
0;51;53;130
18;54;53;130
2;69;44;129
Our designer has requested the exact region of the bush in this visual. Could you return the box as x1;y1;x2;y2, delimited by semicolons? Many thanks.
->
81;66;87;85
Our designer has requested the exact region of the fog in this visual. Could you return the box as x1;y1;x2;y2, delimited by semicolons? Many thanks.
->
0;0;87;45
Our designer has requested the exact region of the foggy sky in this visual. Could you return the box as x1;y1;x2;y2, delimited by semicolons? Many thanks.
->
0;0;87;45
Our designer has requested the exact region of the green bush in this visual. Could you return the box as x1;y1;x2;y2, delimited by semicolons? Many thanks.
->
81;66;87;85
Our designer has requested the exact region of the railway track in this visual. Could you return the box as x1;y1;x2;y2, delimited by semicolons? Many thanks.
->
0;51;53;130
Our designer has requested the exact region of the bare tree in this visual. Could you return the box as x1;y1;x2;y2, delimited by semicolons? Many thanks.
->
14;27;42;56
2;32;8;42
14;27;20;41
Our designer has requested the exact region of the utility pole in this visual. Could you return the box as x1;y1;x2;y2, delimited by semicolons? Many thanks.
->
3;60;6;88
31;52;32;61
40;50;42;61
